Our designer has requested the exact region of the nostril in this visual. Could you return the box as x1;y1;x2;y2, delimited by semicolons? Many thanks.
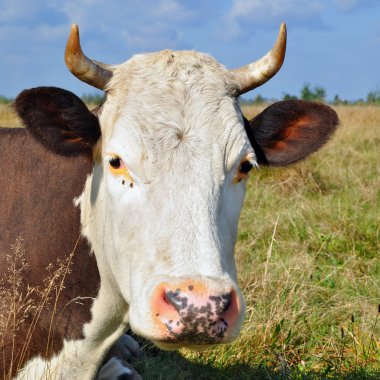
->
165;289;188;311
222;293;232;314
163;292;170;305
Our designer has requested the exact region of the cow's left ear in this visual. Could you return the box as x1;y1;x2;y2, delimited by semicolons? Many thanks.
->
245;100;339;166
15;86;101;156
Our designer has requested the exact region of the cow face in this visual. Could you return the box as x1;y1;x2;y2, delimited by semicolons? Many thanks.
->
84;52;253;347
15;23;338;350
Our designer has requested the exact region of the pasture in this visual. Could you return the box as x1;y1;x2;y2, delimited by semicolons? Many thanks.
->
1;103;379;379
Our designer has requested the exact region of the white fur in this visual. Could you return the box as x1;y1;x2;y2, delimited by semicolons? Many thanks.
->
18;50;255;379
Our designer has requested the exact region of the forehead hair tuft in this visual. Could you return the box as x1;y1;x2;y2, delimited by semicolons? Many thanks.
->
106;50;238;101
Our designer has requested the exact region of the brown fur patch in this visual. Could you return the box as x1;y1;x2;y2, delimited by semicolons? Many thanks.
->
0;128;99;378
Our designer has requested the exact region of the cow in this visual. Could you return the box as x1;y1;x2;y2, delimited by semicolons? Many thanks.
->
0;22;338;379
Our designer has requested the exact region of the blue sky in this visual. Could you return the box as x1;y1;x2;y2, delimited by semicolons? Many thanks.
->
1;0;379;101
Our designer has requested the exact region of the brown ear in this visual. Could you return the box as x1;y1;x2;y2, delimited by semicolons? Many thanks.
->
244;100;339;166
15;87;101;156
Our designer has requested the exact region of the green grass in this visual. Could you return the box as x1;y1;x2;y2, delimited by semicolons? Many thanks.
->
131;105;380;379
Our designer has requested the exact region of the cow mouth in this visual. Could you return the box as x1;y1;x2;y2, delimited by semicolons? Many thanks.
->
150;315;240;350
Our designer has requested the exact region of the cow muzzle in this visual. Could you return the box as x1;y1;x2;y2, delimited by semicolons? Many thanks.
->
150;279;244;346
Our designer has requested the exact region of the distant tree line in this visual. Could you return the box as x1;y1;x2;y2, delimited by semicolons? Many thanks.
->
282;83;326;102
366;89;380;105
81;93;105;104
1;86;380;106
0;93;106;106
0;95;13;105
240;84;380;106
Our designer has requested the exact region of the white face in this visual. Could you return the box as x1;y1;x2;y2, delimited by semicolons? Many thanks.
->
81;51;256;348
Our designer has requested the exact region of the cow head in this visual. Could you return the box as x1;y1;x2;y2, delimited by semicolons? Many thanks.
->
15;24;337;350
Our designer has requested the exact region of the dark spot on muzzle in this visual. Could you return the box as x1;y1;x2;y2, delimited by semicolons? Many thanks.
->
209;293;231;315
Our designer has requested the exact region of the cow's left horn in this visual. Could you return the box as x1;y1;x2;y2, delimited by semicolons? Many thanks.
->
65;24;113;90
231;23;287;95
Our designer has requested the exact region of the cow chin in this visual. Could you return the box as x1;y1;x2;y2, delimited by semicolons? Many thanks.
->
150;322;243;351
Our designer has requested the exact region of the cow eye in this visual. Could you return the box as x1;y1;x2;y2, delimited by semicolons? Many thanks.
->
109;156;121;169
234;155;257;183
108;154;134;186
239;160;253;174
108;154;127;174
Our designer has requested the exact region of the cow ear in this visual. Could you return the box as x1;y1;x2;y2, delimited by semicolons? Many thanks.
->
245;100;339;166
15;86;101;156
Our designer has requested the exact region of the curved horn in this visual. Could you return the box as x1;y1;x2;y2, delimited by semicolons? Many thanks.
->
232;23;287;95
65;24;113;90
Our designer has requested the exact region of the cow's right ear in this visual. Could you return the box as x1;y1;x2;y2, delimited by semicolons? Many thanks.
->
244;100;338;166
15;86;101;156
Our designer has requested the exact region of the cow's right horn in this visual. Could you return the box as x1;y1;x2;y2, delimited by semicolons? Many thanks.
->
231;23;287;95
65;24;113;90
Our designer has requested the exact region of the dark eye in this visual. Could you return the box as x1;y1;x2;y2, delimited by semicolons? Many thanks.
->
239;160;253;174
234;155;256;184
109;156;121;169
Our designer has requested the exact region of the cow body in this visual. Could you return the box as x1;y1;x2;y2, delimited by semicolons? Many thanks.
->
1;23;339;379
0;128;99;378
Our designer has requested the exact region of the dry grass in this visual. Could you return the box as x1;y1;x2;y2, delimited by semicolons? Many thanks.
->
0;104;22;128
0;237;76;379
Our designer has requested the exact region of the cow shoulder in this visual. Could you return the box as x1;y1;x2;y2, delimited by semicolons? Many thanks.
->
245;100;339;166
15;86;101;156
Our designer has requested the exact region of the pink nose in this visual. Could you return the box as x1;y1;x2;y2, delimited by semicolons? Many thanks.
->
151;281;240;343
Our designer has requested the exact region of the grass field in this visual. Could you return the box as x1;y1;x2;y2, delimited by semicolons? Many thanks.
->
1;104;379;379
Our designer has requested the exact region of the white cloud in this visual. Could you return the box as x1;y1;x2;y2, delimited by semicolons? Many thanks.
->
40;0;209;52
224;0;327;37
151;0;194;21
0;0;39;23
334;0;377;11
